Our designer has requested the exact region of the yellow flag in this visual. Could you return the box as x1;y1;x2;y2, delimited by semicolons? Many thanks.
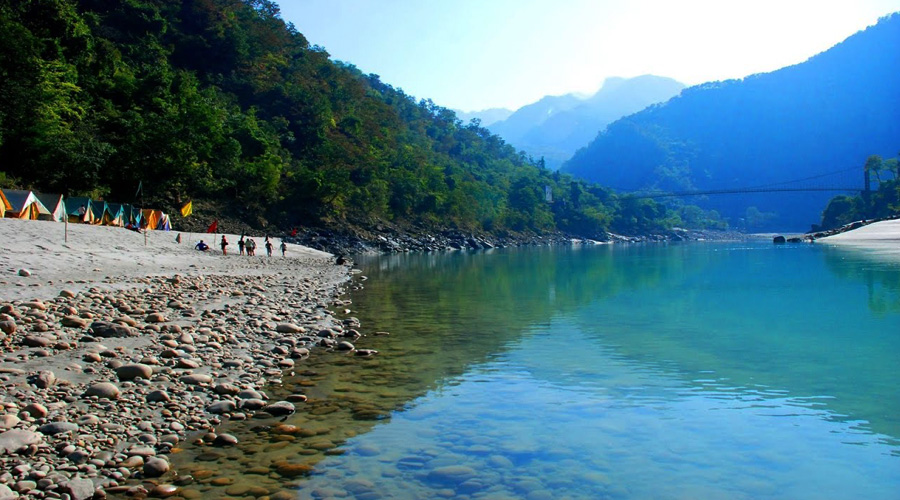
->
180;200;192;218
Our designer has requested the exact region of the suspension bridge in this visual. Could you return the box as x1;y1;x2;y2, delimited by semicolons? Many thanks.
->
617;166;867;199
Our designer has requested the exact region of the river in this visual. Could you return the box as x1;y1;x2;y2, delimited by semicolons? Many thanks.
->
168;241;900;499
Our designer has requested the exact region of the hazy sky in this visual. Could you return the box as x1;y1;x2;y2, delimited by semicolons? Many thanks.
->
278;0;900;112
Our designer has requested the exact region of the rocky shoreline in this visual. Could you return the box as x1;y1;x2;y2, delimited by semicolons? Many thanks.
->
287;224;746;256
0;250;356;499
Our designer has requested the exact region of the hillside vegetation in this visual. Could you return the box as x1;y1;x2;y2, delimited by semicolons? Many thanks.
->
0;0;715;238
563;14;900;231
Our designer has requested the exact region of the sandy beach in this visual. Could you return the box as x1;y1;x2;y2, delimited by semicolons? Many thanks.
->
0;219;361;499
818;218;900;258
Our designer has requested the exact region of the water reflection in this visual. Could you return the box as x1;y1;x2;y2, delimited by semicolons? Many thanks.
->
821;245;900;315
166;243;900;499
295;324;900;500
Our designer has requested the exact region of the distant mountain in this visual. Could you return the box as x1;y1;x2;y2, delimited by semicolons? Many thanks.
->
563;14;900;231
454;108;513;127
488;75;685;168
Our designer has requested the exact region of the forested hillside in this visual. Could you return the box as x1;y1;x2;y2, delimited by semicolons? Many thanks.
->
563;14;900;231
0;0;708;238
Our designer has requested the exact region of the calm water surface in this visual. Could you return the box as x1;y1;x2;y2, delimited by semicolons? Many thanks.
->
171;242;900;499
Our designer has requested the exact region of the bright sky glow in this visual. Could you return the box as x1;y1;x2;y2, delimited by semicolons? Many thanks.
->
278;0;900;112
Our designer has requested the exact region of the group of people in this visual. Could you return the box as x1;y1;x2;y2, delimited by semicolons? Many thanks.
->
194;234;287;257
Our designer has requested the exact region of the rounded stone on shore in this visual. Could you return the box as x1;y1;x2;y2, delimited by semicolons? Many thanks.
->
263;401;296;417
276;323;304;333
115;363;154;381
213;433;239;446
179;374;212;385
39;421;78;435
22;402;48;419
146;390;171;403
82;382;121;399
143;457;170;477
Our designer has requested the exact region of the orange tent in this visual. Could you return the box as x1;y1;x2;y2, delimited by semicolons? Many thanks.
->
141;209;160;230
0;189;10;218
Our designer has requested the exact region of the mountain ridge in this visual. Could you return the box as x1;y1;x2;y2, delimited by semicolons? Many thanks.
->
563;13;900;230
489;75;685;168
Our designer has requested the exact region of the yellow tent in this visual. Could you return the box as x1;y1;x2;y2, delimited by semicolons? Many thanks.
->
0;189;10;218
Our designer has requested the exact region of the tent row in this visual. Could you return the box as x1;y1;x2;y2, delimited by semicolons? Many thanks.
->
0;189;171;230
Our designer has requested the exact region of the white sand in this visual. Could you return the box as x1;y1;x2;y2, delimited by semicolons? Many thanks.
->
818;218;900;258
0;218;334;301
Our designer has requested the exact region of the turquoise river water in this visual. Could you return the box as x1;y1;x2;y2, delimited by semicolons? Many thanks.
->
171;241;900;499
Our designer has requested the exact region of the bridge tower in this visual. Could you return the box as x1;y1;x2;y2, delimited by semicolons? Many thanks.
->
863;164;872;218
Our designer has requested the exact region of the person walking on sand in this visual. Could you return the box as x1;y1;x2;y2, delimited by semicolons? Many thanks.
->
247;238;256;256
220;235;229;255
280;240;287;257
265;239;274;257
238;236;245;256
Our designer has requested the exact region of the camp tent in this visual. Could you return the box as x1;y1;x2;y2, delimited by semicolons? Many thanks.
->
90;201;112;225
123;204;142;228
35;193;66;222
156;212;171;231
141;209;160;231
66;197;95;224
105;203;126;227
0;189;10;218
3;190;51;220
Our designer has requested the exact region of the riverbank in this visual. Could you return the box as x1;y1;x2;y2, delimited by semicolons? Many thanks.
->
817;217;900;258
0;219;359;499
285;221;746;255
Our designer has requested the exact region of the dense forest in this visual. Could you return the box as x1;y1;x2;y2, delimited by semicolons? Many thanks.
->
819;153;900;230
563;14;900;231
0;0;721;239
